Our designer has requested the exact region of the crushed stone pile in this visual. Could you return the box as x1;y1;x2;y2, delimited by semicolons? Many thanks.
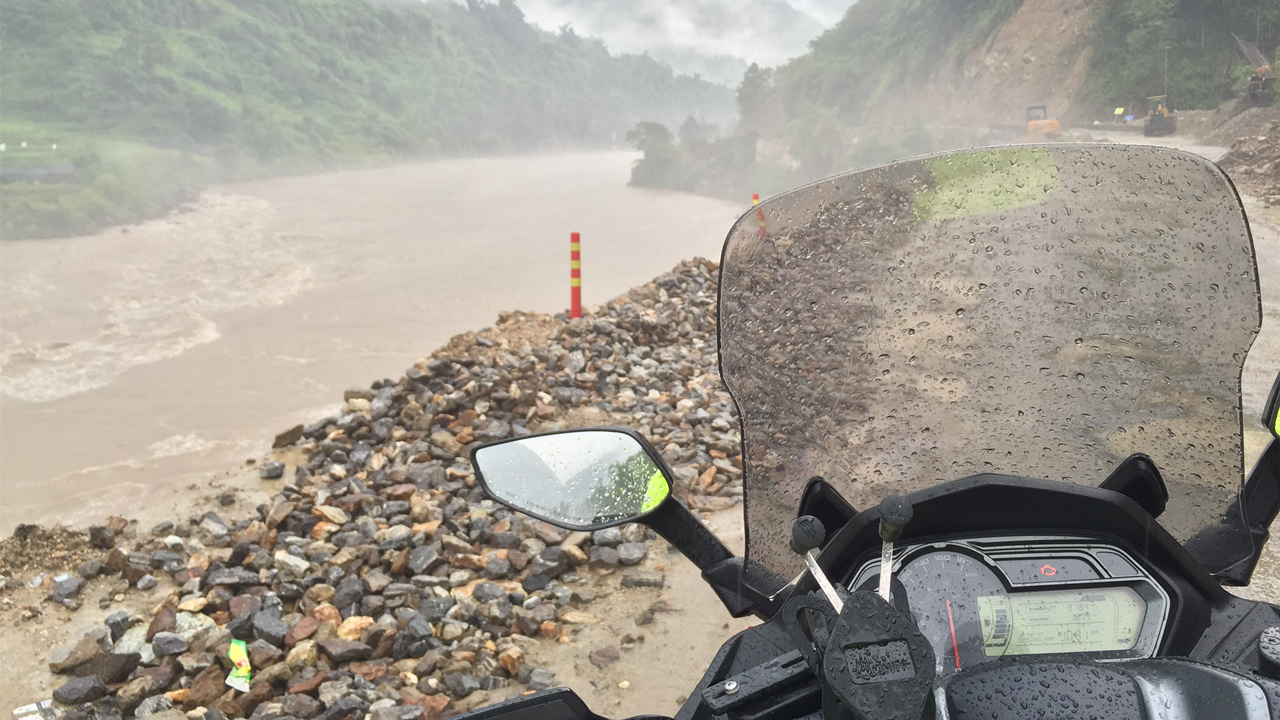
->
3;258;744;720
1218;121;1280;207
1201;107;1280;148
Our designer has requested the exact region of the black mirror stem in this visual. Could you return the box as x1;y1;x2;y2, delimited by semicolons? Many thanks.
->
643;497;786;619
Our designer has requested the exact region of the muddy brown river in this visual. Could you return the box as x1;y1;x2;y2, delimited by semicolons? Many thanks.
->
0;151;744;532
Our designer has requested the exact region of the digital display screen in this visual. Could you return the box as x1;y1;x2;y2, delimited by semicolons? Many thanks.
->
977;587;1146;656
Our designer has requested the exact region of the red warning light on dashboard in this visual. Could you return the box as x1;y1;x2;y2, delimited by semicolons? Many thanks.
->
1040;564;1057;577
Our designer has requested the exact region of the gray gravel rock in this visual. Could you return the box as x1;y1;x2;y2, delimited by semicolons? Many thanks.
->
132;695;173;717
407;546;440;574
74;652;140;684
591;527;624;547
53;675;107;704
317;638;372;663
621;570;665;588
528;667;556;691
150;632;187;656
78;559;106;579
444;672;481;697
588;545;619;569
253;612;289;647
472;581;507;603
106;611;131;642
283;694;322;719
315;697;369;720
88;525;115;549
203;567;259;586
419;596;455;622
616;542;648;566
52;576;85;603
49;634;102;673
334;577;364;607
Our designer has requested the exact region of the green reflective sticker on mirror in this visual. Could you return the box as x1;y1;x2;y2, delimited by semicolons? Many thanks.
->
642;468;669;513
914;148;1059;222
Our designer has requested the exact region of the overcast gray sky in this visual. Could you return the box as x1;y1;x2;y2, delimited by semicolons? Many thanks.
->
513;0;853;85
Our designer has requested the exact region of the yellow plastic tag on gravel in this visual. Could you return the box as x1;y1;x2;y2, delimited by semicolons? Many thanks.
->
226;639;251;692
913;148;1059;223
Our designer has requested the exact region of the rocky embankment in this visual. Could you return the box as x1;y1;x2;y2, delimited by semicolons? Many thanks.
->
0;259;743;720
1217;117;1280;207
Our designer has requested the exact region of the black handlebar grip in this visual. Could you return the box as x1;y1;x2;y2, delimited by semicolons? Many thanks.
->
879;495;913;543
791;515;826;555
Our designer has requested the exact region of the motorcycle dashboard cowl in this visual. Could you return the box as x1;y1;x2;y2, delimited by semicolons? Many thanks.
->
812;474;1229;659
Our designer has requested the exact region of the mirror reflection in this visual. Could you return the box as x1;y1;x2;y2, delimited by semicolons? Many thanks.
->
473;429;671;530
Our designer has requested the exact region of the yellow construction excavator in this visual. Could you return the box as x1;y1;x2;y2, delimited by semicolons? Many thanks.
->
1143;95;1177;137
1025;105;1062;138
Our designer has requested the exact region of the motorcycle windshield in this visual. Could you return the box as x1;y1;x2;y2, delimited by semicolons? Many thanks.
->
718;145;1261;578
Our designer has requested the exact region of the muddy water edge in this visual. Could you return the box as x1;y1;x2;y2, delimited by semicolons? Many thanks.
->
0;151;745;532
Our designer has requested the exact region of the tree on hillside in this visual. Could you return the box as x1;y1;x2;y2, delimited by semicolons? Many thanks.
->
625;122;676;154
737;63;775;120
678;115;720;144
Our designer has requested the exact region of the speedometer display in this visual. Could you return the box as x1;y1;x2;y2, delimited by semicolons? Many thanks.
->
977;587;1146;656
852;541;1164;675
895;551;1005;675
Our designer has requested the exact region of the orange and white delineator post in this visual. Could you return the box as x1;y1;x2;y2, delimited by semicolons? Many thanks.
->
570;232;582;319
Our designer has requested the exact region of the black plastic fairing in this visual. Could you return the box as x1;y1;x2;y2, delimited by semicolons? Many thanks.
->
1262;370;1280;437
1099;453;1169;519
456;687;606;720
797;477;857;549
1185;438;1280;584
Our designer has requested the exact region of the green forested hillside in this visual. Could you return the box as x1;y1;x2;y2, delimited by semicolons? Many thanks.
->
764;0;1275;124
627;0;1276;200
1089;0;1278;110
761;0;1025;127
0;0;733;238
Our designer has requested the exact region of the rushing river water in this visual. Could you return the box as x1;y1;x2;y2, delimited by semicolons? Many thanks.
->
0;151;745;532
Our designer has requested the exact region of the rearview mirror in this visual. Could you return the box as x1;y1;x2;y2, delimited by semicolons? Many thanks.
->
470;427;672;531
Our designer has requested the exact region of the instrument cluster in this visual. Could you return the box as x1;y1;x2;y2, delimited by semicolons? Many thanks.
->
845;536;1169;676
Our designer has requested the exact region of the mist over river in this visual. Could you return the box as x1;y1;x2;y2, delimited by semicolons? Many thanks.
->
0;151;744;533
